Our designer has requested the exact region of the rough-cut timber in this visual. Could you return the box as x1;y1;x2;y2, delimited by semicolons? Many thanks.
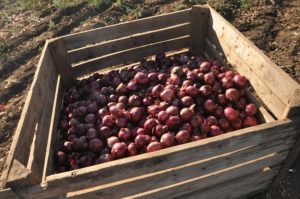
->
0;42;59;189
1;5;300;199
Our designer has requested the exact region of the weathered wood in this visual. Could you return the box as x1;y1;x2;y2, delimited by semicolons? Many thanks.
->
204;40;275;123
68;23;190;64
63;9;191;50
26;70;60;182
6;160;37;188
0;188;19;199
123;151;287;199
72;36;189;77
178;167;279;199
271;125;300;186
283;88;300;118
0;42;58;189
61;137;295;198
42;76;64;180
205;38;286;118
207;7;299;118
49;39;73;88
189;5;210;55
17;119;299;198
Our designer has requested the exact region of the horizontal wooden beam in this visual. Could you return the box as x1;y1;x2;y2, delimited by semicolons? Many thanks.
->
72;36;189;77
68;23;190;64
63;9;191;50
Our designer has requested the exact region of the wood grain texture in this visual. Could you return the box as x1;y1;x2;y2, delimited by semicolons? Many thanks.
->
283;88;300;118
205;37;286;118
65;137;295;198
207;6;299;118
6;160;37;188
17;119;299;198
0;42;58;189
49;39;73;88
271;120;300;186
0;188;19;199
42;76;64;180
189;5;210;55
26;71;60;182
177;167;280;199
124;152;287;199
63;9;191;50
68;23;190;64
72;36;189;77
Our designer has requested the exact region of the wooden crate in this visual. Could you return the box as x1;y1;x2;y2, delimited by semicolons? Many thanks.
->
1;5;300;199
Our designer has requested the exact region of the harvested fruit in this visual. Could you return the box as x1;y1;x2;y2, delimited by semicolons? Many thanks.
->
56;52;259;172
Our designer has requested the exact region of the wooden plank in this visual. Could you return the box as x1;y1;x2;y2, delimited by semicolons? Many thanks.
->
204;41;275;122
0;42;58;189
72;36;189;77
68;23;190;64
271;124;300;186
123;151;288;199
64;136;295;198
0;188;19;199
26;71;60;182
178;167;279;199
62;9;191;50
42;76;64;180
17;119;298;198
189;5;210;55
207;6;299;118
6;160;37;188
77;48;189;80
283;88;300;118
205;37;286;118
49;39;73;88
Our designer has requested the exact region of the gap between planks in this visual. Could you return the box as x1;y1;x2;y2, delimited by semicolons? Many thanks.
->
62;9;191;50
68;23;190;64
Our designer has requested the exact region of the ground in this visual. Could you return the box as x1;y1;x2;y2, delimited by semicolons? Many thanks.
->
0;0;300;198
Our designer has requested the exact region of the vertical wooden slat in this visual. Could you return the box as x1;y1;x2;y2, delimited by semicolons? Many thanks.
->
189;5;210;55
42;76;64;180
0;42;58;189
49;39;73;88
26;71;60;182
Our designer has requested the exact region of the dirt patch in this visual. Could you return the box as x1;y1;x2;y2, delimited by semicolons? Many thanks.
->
0;0;300;198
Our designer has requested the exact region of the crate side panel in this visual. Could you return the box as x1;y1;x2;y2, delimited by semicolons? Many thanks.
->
206;7;299;118
26;60;60;182
63;9;191;50
68;23;190;64
43;76;64;179
18;119;298;198
72;36;189;77
125;151;287;199
64;137;294;198
0;42;58;188
176;167;279;199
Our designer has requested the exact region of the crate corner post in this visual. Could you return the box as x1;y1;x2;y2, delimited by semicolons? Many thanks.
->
271;87;300;186
48;38;73;88
189;5;210;55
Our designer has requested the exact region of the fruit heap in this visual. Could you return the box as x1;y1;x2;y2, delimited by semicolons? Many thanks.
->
56;52;258;172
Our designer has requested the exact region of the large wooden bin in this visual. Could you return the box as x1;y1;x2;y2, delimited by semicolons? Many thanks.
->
1;5;300;199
